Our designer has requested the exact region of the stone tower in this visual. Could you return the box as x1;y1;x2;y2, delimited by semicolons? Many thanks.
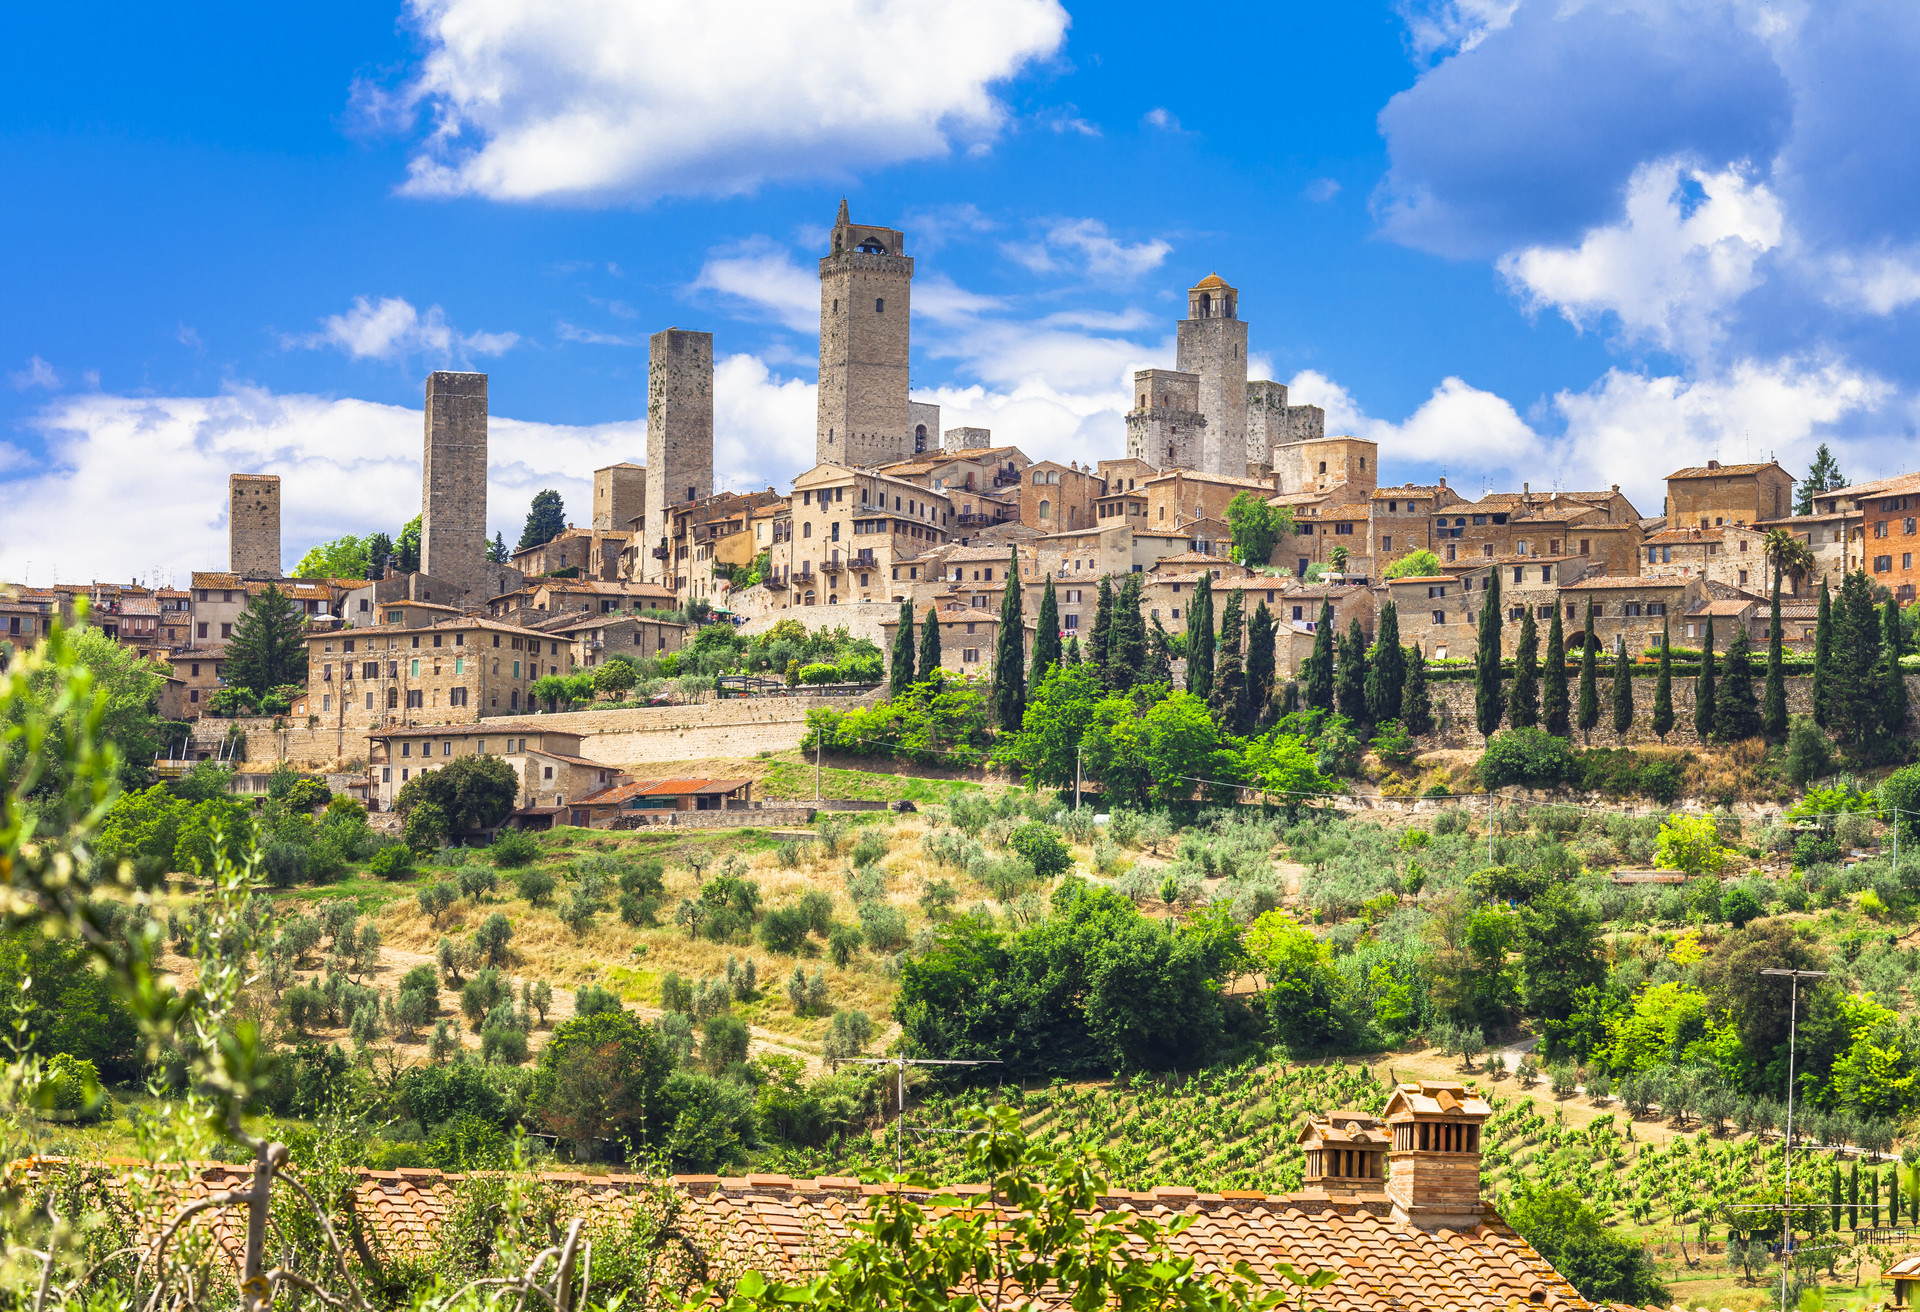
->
1176;274;1248;478
593;462;647;534
1250;379;1327;480
228;473;281;578
1125;369;1206;470
420;371;489;597
646;329;714;585
816;199;913;468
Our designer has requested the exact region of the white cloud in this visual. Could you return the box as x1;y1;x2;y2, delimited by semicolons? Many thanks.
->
391;0;1069;203
1396;0;1520;60
292;296;520;362
9;356;60;390
1498;158;1783;358
690;241;819;333
1284;370;1539;466
1304;178;1341;203
1142;107;1182;131
714;354;817;492
556;321;644;347
1822;246;1920;316
1005;218;1172;280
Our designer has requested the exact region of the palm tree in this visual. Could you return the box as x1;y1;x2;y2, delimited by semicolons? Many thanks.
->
1763;527;1815;596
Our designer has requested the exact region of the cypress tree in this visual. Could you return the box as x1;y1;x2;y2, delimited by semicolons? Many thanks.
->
1245;603;1276;730
1849;1158;1860;1230
1065;637;1082;666
1210;590;1248;730
1474;568;1505;737
1651;616;1675;741
1031;576;1061;689
1611;636;1634;743
1509;606;1540;728
1694;616;1717;742
1763;570;1788;739
990;550;1026;732
1830;570;1882;752
1813;579;1833;727
1146;617;1174;686
1088;576;1115;681
1110;573;1148;691
1543;608;1570;737
1336;617;1369;725
1713;624;1760;741
1304;598;1335;711
918;605;942;677
1885;595;1910;740
1577;600;1600;745
1401;642;1433;736
889;601;915;698
1186;572;1216;700
1367;601;1407;725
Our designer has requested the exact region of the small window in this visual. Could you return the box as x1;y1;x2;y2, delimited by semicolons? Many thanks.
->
875;298;885;313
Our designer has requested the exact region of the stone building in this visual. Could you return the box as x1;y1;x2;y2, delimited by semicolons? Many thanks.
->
1776;470;1920;602
1125;368;1206;471
1640;525;1771;591
510;526;629;581
878;601;1029;680
816;200;913;468
1139;557;1266;639
908;400;941;457
651;489;782;604
227;473;281;578
1176;274;1247;477
304;616;570;738
484;578;677;626
644;329;715;586
164;650;226;715
1019;460;1102;532
766;463;953;608
419;372;491;600
546;612;687;670
1277;487;1372;578
156;588;191;646
592;462;646;534
1429;489;1642;579
1557;574;1704;655
1143;468;1273;532
364;723;626;815
1246;380;1325;479
1272;435;1377;498
942;425;992;453
1664;459;1794;528
1366;483;1462;575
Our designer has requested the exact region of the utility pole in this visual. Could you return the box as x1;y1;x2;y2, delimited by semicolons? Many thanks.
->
1074;745;1082;812
835;1056;1002;1175
1762;966;1828;1312
815;727;822;802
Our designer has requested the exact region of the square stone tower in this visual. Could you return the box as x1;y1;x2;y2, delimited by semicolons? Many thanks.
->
1126;369;1206;470
1176;274;1248;478
817;199;913;469
593;462;647;533
646;329;714;585
944;426;992;453
420;371;490;597
228;473;281;578
908;400;940;457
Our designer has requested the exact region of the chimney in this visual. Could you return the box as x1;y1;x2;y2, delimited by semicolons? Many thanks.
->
1523;482;1529;495
1383;1081;1491;1229
1298;1111;1388;1199
1707;459;1720;470
1438;476;1447;487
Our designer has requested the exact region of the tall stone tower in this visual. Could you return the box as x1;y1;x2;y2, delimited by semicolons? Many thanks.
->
816;199;913;468
228;473;281;578
1176;274;1248;477
1125;369;1206;471
420;371;489;596
645;329;714;585
593;462;647;533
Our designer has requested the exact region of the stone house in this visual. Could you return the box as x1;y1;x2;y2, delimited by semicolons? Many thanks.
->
1143;468;1273;532
1754;509;1859;595
156;588;192;646
1664;458;1794;528
568;777;754;828
650;489;784;605
1271;434;1378;497
878;601;1030;679
305;617;571;736
1281;486;1372;578
1429;492;1642;580
1680;596;1766;647
1274;584;1379;673
766;463;955;609
1640;525;1770;592
164;650;226;715
510;526;629;582
1138;557;1263;638
485;579;677;627
1365;482;1463;576
547;613;688;670
348;598;466;630
364;723;628;815
187;573;246;649
1557;574;1705;655
1018;460;1102;532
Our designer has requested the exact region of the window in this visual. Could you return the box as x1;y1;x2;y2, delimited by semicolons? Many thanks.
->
322;664;332;682
513;660;521;678
1580;539;1591;555
220;623;232;639
1171;608;1182;620
1513;567;1523;584
1876;554;1894;573
1907;554;1914;570
406;690;423;709
450;687;468;707
1537;605;1553;618
1292;606;1304;621
1383;536;1392;551
1335;523;1354;535
189;689;199;704
401;742;412;758
1064;614;1079;630
1427;586;1445;598
1541;566;1552;582
1431;610;1446;625
1738;570;1748;585
875;298;884;313
1877;520;1889;538
962;648;979;663
411;658;421;676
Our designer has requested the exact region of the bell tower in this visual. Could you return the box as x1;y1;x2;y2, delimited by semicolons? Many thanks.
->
1175;273;1248;478
816;199;914;469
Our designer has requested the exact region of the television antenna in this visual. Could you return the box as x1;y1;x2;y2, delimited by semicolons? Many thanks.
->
835;1056;1003;1174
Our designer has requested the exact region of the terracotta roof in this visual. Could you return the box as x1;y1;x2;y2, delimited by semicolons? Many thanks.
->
1385;575;1455;585
369;722;581;740
12;1160;1604;1312
528;750;621;770
1686;599;1760;617
944;545;1023;563
1644;528;1726;545
1192;272;1230;289
919;606;1000;623
1558;576;1685;591
190;572;241;588
1144;469;1271;490
1150;552;1250;569
1666;461;1785;479
578;778;750;805
544;613;688;634
1368;486;1450;500
537;579;676;597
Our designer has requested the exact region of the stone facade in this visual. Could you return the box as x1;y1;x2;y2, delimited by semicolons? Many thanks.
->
305;617;571;738
816;201;913;468
943;426;991;453
227;474;281;578
365;724;628;813
420;372;490;600
645;329;715;586
1641;525;1770;591
1665;459;1794;528
1019;460;1101;532
1126;369;1206;470
908;400;940;457
1143;468;1271;531
1274;436;1379;498
1176;275;1248;477
593;462;646;534
1248;380;1325;479
766;463;952;608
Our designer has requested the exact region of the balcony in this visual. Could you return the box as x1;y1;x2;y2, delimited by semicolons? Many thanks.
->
993;471;1022;488
766;572;789;589
651;546;670;560
821;555;844;574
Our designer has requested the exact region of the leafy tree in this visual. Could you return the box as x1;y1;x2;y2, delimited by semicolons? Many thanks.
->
1474;568;1504;736
1384;548;1442;580
395;515;421;573
1367;601;1406;727
1401;642;1433;736
918;603;941;675
1721;885;1763;929
223;584;308;694
1225;490;1292;566
1610;638;1634;742
517;488;566;551
1518;885;1607;1057
6;625;166;794
1335;617;1368;725
1886;594;1911;739
1241;729;1335;804
1082;688;1238;810
1543;608;1570;737
1247;911;1353;1051
1009;823;1072;877
1108;573;1148;692
1507;1185;1669;1305
394;753;520;832
529;1009;673;1146
1814;579;1833;726
1478;727;1575;789
1209;590;1247;729
1508;606;1539;728
1764;571;1788;737
1651;617;1675;740
889;601;915;698
1006;664;1103;788
991;549;1026;733
403;799;449;852
1304;597;1335;711
1087;576;1114;682
1184;573;1215;701
1576;600;1600;744
593;658;637;701
1713;623;1761;740
1797;442;1846;515
1244;602;1276;730
1029;579;1059;689
293;535;370;580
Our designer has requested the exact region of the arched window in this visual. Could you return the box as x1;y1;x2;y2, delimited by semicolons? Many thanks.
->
386;687;398;709
1033;471;1045;486
1199;292;1211;315
803;522;813;538
914;424;927;453
1039;500;1052;520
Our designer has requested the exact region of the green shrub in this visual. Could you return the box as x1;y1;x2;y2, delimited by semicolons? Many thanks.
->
513;867;556;905
488;829;541;868
370;845;414;881
575;984;623;1016
1479;728;1575;789
759;904;814;955
1008;823;1072;878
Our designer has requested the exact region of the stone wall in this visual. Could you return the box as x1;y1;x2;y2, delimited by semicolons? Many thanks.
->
1421;672;1920;749
642;806;817;829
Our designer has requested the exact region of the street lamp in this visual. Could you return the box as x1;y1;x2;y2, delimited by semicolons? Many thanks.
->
1761;966;1828;1312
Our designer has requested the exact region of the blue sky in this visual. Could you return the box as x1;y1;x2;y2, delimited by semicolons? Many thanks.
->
5;0;1920;582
